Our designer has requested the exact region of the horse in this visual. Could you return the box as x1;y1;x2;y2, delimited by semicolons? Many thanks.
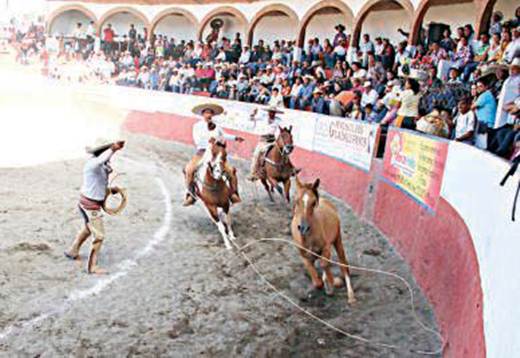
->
194;138;238;250
291;177;356;304
259;126;298;202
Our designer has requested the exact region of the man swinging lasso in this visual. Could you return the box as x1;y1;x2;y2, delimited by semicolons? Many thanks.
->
65;139;125;275
183;103;244;206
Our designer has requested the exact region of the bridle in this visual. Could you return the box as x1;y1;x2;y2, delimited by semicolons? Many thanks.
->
265;131;294;169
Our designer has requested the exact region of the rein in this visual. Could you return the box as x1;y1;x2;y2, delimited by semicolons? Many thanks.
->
264;138;290;169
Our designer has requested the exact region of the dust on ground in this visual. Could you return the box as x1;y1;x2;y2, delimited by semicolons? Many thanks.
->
0;134;441;357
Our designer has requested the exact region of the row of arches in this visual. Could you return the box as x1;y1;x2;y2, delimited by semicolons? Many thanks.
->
47;0;517;48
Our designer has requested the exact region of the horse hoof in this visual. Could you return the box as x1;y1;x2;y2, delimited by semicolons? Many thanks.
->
333;277;345;288
348;297;357;305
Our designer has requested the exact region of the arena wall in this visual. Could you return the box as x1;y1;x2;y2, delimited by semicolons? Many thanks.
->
72;85;520;357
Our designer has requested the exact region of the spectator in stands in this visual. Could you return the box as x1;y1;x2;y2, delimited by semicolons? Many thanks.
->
453;98;476;143
396;78;421;130
473;79;498;148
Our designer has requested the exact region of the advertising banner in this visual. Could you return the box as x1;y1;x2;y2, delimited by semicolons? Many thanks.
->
383;129;449;212
312;115;379;171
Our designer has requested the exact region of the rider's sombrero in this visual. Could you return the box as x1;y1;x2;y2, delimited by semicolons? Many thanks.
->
192;103;224;116
262;105;284;114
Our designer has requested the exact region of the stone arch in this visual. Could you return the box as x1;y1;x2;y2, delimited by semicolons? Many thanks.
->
97;6;151;35
410;0;482;44
297;0;355;48
197;6;248;42
46;4;97;35
247;4;299;46
150;7;199;36
476;0;498;35
352;0;414;47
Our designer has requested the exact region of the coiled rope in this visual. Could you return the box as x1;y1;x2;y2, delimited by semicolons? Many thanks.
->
103;172;128;216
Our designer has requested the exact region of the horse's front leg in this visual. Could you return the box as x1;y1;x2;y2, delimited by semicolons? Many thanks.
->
320;248;335;296
204;204;232;250
283;179;291;203
261;178;274;202
268;177;283;197
220;207;236;242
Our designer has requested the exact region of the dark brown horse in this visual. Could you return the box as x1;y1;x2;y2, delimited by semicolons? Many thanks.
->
259;126;298;202
291;177;356;304
195;139;237;249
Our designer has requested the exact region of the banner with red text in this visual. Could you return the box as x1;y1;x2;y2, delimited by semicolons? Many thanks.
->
383;129;449;212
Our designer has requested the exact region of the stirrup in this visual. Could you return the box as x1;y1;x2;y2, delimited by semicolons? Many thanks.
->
247;173;259;182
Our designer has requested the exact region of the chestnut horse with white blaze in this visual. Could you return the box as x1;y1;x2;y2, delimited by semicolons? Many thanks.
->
195;138;238;249
291;177;356;304
259;126;299;202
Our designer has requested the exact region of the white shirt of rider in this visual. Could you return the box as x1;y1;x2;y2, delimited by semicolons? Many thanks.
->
192;120;236;151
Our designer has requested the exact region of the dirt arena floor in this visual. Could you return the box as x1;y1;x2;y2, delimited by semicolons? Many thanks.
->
0;131;442;357
0;51;441;357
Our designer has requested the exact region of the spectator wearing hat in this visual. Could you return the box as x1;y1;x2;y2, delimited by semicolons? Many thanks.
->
311;88;329;114
361;81;379;109
495;57;520;129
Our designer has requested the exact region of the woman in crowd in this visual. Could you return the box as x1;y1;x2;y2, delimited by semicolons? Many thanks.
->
396;78;421;130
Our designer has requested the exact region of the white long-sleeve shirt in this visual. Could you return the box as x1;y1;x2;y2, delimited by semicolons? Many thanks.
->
193;120;236;151
81;149;114;202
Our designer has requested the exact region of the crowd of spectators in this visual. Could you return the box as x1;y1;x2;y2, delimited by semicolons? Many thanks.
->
4;7;520;160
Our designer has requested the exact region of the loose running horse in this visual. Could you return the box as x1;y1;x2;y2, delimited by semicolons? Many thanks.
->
291;177;356;304
194;138;238;249
259;126;299;202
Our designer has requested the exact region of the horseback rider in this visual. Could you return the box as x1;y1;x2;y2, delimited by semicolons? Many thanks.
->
183;103;244;207
248;105;284;181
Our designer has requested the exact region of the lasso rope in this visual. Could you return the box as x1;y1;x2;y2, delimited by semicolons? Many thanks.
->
222;237;444;356
103;172;128;216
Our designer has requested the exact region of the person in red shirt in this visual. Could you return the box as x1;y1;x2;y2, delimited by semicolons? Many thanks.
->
103;24;115;55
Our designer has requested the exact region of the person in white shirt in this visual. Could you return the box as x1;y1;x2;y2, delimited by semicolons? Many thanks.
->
453;98;476;144
65;140;125;275
239;45;251;64
268;87;285;108
361;81;379;108
184;104;244;206
495;58;520;129
248;106;283;180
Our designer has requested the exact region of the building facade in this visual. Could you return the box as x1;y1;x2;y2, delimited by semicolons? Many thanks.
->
46;0;518;48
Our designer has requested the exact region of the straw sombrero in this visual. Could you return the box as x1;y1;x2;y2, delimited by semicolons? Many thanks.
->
86;138;116;154
262;105;284;114
192;103;225;116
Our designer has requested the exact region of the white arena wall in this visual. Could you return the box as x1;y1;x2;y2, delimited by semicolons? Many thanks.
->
423;3;477;32
100;12;147;37
362;9;411;44
253;15;299;45
153;14;197;42
305;13;352;44
49;10;92;37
